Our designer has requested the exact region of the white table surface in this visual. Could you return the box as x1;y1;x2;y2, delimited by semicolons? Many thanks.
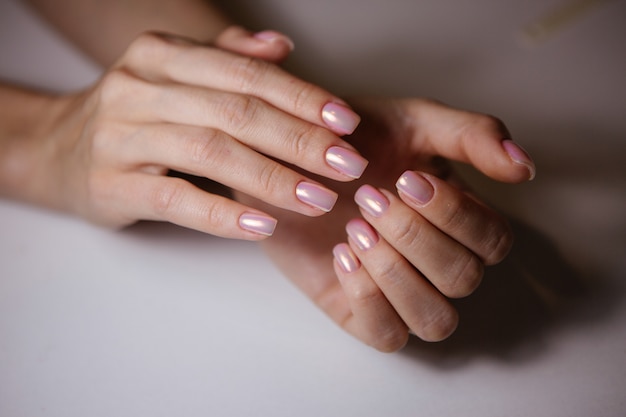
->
1;0;625;416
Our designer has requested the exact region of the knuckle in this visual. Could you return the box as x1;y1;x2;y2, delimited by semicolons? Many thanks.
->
290;82;318;114
149;178;185;217
388;218;424;250
439;195;471;232
202;199;227;232
219;94;259;132
468;114;509;139
228;55;266;93
442;253;484;298
256;162;284;197
125;32;168;62
350;282;381;305
187;129;229;168
482;220;514;265
287;123;319;161
417;304;459;342
372;257;405;286
371;328;409;353
97;69;144;108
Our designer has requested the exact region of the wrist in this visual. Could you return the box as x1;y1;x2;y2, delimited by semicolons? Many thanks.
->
0;85;72;209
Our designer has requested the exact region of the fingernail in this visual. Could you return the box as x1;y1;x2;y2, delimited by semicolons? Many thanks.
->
296;181;338;212
396;171;434;206
321;102;361;135
354;185;389;218
502;140;536;181
346;218;379;251
333;243;360;273
325;146;369;179
253;30;295;51
239;212;277;236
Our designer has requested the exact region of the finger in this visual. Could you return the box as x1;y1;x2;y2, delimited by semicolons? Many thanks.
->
397;99;536;183
332;243;409;352
214;26;294;63
121;32;361;135
113;81;367;181
395;170;513;265
111;123;340;216
101;172;278;239
344;219;459;342
354;185;484;299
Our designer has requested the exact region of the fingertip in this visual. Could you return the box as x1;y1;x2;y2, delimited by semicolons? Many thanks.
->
253;30;295;52
215;26;293;62
502;140;536;182
333;242;361;274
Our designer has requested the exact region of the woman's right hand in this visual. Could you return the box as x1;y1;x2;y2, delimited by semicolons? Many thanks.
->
24;28;367;239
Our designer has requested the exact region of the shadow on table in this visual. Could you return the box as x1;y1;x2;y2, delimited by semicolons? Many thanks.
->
400;218;621;368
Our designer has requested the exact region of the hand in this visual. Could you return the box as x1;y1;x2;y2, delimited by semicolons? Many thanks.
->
24;27;367;239
236;98;535;351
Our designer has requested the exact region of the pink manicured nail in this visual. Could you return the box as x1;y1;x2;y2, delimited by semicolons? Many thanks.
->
325;146;369;179
253;30;295;51
502;140;536;181
333;243;360;273
346;219;379;251
296;181;338;212
354;185;389;218
396;171;434;206
321;102;361;135
239;212;277;236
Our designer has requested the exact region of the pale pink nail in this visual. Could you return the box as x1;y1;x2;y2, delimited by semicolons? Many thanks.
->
325;146;369;179
346;219;379;251
321;102;361;135
296;181;338;212
396;171;434;206
354;185;389;218
253;30;295;51
239;213;277;236
502;140;536;181
333;243;360;273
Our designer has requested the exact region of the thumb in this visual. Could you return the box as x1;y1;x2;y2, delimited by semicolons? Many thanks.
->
214;26;294;63
403;99;536;183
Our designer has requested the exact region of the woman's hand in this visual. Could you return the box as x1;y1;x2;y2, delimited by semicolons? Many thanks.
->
236;98;535;351
14;27;367;239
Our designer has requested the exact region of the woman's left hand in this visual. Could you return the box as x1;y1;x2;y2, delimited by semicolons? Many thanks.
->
234;97;535;352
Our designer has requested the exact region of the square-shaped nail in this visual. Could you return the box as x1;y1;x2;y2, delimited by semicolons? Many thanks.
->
396;171;434;206
346;218;379;251
333;243;360;273
325;146;369;179
296;181;338;212
239;212;277;236
321;102;361;135
354;185;389;217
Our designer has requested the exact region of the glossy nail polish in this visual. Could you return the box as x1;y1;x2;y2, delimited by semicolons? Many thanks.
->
346;219;379;251
321;102;361;135
396;171;434;206
502;140;536;180
253;30;295;51
333;243;360;273
296;181;338;212
239;213;277;236
354;185;389;217
325;146;369;179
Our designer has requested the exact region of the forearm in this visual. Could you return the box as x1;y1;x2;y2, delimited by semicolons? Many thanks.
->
24;0;234;67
